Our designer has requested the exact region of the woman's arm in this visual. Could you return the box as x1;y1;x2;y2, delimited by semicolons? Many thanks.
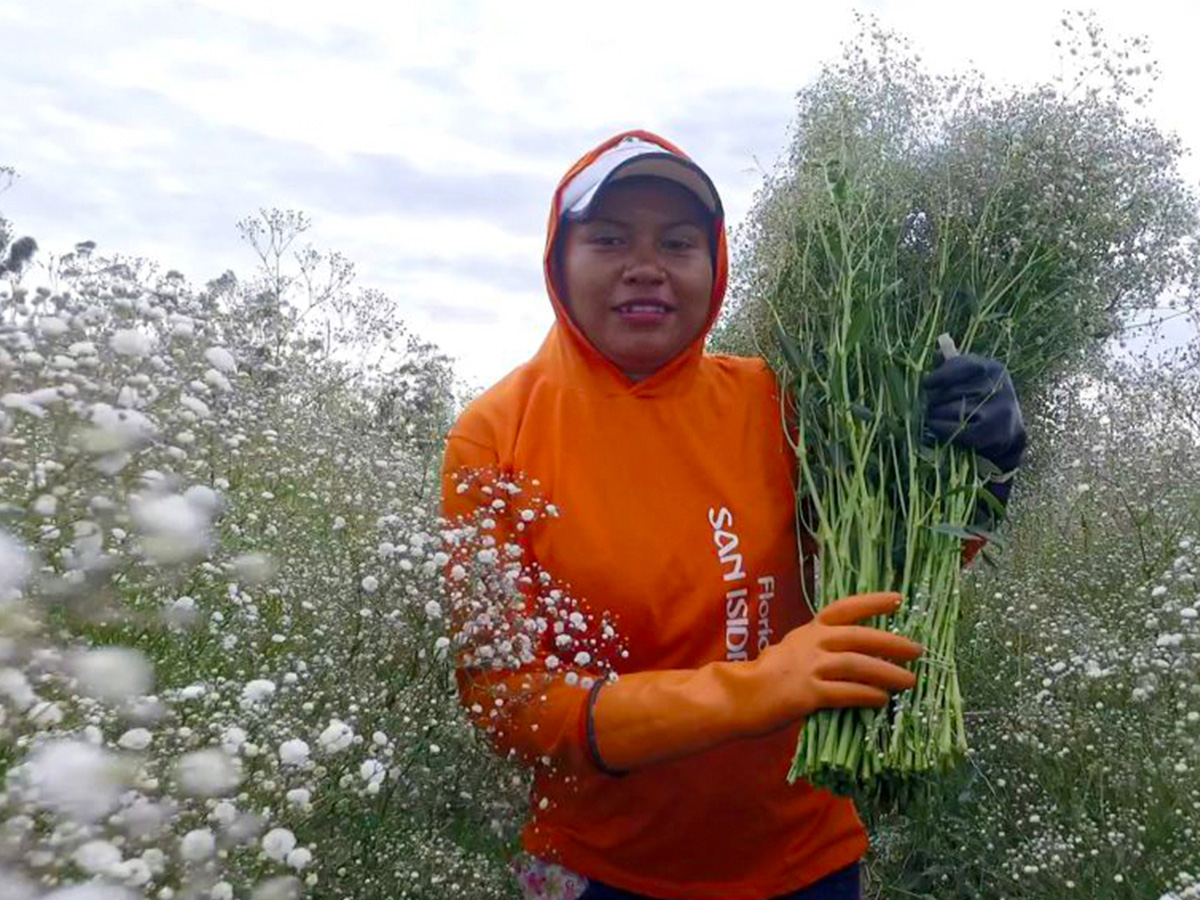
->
441;432;598;773
442;436;922;778
587;592;921;774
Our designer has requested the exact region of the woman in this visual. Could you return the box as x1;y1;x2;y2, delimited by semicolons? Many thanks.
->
440;131;1025;900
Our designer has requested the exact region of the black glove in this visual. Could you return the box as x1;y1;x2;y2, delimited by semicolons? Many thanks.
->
922;354;1026;507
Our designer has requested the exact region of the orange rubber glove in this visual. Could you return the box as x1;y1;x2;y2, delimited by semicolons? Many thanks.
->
588;592;921;774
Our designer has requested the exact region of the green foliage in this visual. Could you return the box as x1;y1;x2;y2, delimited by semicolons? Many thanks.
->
0;214;522;899
709;10;1200;801
713;13;1200;388
863;355;1200;900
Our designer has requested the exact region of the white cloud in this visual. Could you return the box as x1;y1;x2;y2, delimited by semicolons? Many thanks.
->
3;0;1199;386
0;1;32;24
313;212;542;269
34;105;176;159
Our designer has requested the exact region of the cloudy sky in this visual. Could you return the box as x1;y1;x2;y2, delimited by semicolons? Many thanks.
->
2;0;1197;388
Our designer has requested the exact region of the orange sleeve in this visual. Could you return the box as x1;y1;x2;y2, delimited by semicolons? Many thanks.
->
440;431;597;774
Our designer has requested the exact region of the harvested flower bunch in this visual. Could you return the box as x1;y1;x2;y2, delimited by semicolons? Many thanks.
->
715;15;1200;794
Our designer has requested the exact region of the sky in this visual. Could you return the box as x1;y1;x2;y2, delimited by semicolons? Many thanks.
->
2;0;1198;390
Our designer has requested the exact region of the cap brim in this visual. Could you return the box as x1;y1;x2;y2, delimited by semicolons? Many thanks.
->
565;152;723;221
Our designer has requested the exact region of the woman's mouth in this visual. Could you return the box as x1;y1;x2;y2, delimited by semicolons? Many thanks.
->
614;301;674;324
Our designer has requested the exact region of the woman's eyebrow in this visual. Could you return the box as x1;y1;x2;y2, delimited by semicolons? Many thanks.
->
584;217;704;229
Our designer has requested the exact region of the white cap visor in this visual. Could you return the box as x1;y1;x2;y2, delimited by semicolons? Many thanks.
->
560;138;723;221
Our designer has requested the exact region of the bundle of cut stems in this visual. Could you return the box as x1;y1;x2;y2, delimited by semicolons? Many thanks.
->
723;24;1200;796
773;158;1079;794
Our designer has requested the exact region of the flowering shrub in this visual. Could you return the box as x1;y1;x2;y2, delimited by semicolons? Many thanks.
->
865;353;1200;899
0;214;528;900
711;15;1200;899
717;12;1200;382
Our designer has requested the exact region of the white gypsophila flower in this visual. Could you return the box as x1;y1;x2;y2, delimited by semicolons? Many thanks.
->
79;403;158;456
177;680;205;700
0;530;32;598
204;346;237;373
28;699;64;725
174;748;241;797
1;391;47;418
44;887;141;900
68;520;104;571
115;384;139;409
251;877;301;900
359;759;385;783
32;494;57;516
129;490;215;564
0;866;41;900
117;728;153;751
212;883;234;900
0;667;36;709
122;799;168;839
24;740;128;822
180;394;211;417
232;552;277;585
180;828;217;862
73;839;122;875
241;679;277;708
285;847;313;871
220;726;247;754
424;600;442;620
210;800;239;826
361;575;379;593
168;313;195;339
285;788;311;807
183;484;220;514
69;646;154;703
204;368;232;392
261;827;297;861
37;315;69;337
109;328;155;357
111;857;152;887
278;739;310;766
317;719;354;754
165;596;202;631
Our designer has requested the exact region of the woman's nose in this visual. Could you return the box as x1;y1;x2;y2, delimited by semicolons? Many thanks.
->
622;239;665;283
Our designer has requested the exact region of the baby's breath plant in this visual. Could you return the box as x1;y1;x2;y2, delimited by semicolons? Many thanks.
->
713;13;1200;794
864;351;1200;900
0;212;524;900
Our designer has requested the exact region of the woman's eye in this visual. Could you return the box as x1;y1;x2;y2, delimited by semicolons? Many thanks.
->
590;235;623;247
663;237;696;251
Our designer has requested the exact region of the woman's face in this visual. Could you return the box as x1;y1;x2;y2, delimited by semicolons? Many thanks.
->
557;178;715;381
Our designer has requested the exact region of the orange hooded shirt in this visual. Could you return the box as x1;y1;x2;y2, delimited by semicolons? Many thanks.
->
440;131;867;900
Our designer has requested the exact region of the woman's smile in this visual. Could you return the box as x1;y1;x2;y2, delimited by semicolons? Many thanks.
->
613;297;676;324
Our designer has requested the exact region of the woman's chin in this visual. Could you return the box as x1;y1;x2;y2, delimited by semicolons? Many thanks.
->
606;342;686;380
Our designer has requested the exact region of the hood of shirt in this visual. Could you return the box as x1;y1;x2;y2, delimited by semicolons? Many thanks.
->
537;129;730;397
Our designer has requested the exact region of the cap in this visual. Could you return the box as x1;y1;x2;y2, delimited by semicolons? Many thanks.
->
559;136;723;222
